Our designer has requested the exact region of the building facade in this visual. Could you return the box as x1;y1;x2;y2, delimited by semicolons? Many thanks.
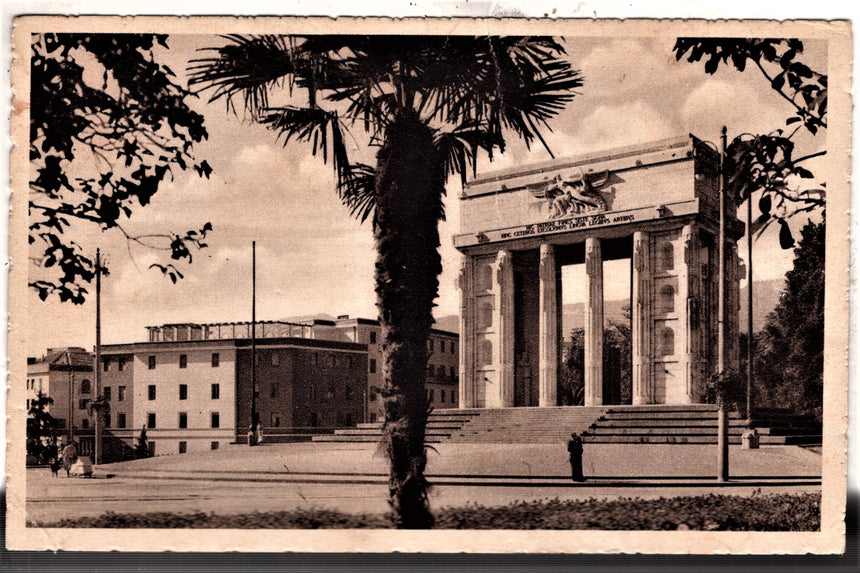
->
455;135;743;408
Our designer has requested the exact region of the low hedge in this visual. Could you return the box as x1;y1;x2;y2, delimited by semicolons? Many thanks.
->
33;493;819;530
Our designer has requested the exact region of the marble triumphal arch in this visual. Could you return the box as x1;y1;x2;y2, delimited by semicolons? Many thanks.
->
455;136;743;408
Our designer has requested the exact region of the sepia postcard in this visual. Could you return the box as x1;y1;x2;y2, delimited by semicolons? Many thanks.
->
5;16;851;553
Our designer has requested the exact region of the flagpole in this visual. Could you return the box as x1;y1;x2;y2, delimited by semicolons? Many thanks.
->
250;240;257;445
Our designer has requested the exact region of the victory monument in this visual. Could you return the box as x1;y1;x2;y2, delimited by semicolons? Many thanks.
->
455;135;743;409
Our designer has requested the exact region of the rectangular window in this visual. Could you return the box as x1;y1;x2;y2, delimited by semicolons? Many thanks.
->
450;366;456;379
179;384;188;400
211;383;220;400
105;413;111;428
148;385;156;400
271;353;280;366
270;383;279;399
439;341;445;353
118;413;126;428
118;386;126;401
429;389;435;403
210;441;219;451
81;419;89;429
118;357;126;371
179;354;188;369
451;391;456;404
103;358;110;372
270;412;281;427
211;412;220;428
179;412;188;429
78;398;89;410
179;441;187;454
369;359;377;374
104;386;111;401
147;412;156;429
148;355;156;370
330;354;336;367
211;353;220;367
427;339;433;352
427;364;434;377
441;390;446;403
369;331;377;344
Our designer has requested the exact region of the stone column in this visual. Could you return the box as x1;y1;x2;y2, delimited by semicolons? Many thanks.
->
457;257;476;408
584;237;604;406
495;250;515;408
538;244;558;407
632;231;651;405
678;224;696;404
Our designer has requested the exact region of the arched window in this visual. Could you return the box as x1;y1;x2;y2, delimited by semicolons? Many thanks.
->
657;241;675;271
477;263;493;291
658;284;675;314
480;340;493;365
478;301;494;329
80;379;91;395
658;327;675;356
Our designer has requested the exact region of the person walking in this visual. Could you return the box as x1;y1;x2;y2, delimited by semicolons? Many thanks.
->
567;432;586;482
61;440;78;478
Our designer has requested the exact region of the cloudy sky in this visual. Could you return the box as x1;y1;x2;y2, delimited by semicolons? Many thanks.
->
24;34;827;357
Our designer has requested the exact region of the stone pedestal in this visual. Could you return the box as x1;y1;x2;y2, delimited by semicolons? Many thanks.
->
584;237;604;406
538;244;558;407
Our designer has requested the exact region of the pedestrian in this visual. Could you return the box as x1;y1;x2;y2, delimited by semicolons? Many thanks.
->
255;421;264;445
61;440;78;478
742;423;760;450
247;424;256;446
567;432;586;482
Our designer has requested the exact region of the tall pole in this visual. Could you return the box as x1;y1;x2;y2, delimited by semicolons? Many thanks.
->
717;126;729;482
94;248;102;465
250;241;257;444
746;190;754;421
67;350;74;444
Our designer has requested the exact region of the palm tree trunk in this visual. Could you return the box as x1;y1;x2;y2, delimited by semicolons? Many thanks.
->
374;108;444;529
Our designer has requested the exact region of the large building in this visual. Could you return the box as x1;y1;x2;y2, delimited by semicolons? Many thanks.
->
454;135;743;408
26;347;95;455
28;317;458;461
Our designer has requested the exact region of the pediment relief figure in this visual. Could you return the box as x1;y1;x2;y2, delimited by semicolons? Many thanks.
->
530;169;612;219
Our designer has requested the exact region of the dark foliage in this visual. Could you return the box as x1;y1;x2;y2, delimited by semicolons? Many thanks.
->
674;38;826;247
753;219;825;419
36;493;820;531
30;33;213;303
561;318;631;406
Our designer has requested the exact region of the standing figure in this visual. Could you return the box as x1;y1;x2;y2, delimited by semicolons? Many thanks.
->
61;441;78;478
567;432;586;482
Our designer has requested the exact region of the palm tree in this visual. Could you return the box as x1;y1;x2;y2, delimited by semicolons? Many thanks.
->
189;35;582;528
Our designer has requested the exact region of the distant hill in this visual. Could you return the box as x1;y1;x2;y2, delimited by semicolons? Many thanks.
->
433;278;784;336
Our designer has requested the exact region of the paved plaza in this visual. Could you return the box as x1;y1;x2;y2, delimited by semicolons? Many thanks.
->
25;441;821;525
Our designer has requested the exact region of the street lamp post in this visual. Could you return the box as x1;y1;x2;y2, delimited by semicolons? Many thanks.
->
717;126;729;483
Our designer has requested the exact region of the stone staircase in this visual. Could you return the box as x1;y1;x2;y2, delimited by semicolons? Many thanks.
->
312;407;608;444
581;405;822;445
312;411;477;443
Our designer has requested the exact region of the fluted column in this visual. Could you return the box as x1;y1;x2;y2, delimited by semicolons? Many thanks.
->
678;224;695;404
584;237;604;406
495;250;515;408
538;244;558;407
632;231;651;405
457;257;476;408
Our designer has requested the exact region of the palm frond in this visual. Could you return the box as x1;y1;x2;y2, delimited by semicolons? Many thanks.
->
188;35;298;118
434;127;500;187
261;106;350;181
338;163;376;223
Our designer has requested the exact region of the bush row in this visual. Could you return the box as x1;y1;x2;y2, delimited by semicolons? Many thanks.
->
34;493;820;530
